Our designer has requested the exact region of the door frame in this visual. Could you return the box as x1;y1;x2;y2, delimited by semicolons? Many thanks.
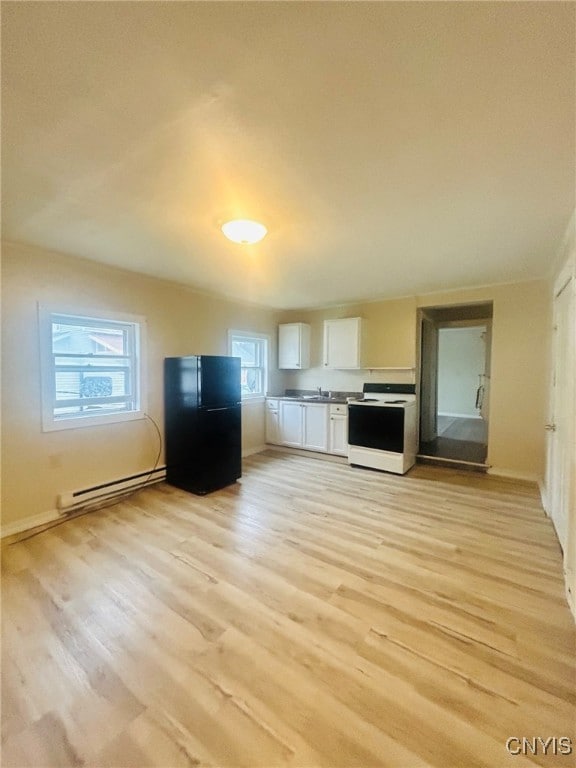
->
416;303;493;457
418;310;439;444
544;259;575;555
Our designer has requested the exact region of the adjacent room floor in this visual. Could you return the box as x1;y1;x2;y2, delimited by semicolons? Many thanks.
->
419;415;488;465
2;452;574;767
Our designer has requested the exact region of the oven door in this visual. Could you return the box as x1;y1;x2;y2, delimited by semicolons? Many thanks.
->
348;404;405;453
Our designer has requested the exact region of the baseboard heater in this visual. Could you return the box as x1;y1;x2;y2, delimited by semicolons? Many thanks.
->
57;466;166;513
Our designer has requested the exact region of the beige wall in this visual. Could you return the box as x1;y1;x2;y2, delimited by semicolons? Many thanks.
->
1;241;280;531
278;280;550;480
276;297;418;395
1;239;552;534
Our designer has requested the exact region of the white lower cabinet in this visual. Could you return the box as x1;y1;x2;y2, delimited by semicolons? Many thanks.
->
302;403;329;452
278;401;329;453
329;404;349;456
265;399;281;445
278;401;303;447
267;398;347;456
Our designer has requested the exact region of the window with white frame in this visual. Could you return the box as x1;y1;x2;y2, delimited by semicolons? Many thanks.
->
228;331;268;399
39;308;146;431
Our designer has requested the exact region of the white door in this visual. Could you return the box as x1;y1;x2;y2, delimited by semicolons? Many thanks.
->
302;404;329;452
546;274;574;551
280;401;303;447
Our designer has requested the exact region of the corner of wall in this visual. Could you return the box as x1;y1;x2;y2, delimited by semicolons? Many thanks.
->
486;466;541;485
242;445;267;458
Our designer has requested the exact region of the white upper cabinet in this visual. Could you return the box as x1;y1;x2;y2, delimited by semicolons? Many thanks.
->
323;317;363;369
278;323;310;369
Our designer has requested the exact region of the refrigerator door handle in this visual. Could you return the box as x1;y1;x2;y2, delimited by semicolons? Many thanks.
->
205;406;230;412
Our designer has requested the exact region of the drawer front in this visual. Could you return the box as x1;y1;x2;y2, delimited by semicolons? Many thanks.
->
330;404;348;416
266;398;279;409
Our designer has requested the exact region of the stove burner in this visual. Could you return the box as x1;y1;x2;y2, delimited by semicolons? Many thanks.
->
361;398;378;402
387;399;407;404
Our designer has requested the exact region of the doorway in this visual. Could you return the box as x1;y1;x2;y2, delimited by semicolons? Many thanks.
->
418;303;493;468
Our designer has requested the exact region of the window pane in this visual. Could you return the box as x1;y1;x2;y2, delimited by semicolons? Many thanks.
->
241;367;262;395
52;323;126;355
43;312;142;429
229;332;267;399
54;370;129;401
232;339;259;366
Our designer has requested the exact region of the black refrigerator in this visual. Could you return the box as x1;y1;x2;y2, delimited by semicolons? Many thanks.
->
164;355;242;495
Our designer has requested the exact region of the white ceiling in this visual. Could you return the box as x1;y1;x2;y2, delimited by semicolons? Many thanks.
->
2;2;574;309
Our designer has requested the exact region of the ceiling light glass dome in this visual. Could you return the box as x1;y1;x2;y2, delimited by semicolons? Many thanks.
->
221;219;267;244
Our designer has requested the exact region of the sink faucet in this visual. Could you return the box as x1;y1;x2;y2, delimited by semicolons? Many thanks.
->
317;386;322;396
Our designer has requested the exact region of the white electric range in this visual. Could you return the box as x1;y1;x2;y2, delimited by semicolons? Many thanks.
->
347;383;417;475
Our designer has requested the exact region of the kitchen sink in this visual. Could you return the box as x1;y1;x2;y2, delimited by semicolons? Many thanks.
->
279;394;346;403
301;395;341;402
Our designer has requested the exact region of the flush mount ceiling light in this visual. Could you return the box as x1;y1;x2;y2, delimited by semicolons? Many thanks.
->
221;219;267;244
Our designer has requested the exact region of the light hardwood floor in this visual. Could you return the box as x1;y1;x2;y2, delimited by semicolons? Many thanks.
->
2;452;575;767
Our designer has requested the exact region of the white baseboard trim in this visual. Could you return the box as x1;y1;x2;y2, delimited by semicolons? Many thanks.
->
538;480;550;515
487;467;541;484
566;575;575;623
438;412;482;420
242;444;267;458
1;508;62;539
265;444;348;464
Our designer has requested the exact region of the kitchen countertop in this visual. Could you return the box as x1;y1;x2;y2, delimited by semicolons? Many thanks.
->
271;395;349;404
266;390;362;405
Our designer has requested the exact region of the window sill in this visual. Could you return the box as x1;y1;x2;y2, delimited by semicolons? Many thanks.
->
241;397;266;407
42;410;146;432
